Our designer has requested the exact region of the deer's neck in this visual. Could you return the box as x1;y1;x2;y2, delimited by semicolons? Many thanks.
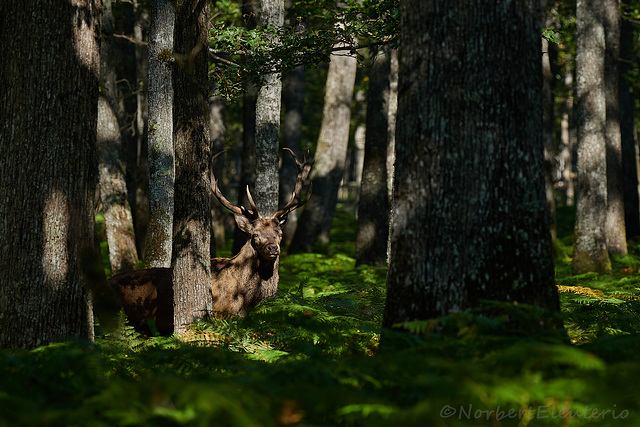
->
237;241;279;282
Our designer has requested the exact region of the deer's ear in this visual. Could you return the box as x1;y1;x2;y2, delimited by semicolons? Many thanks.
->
234;214;253;234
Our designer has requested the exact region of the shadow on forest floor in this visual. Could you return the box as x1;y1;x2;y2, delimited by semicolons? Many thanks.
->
2;205;640;425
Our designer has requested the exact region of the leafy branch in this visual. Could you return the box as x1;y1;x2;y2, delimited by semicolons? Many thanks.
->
209;0;399;98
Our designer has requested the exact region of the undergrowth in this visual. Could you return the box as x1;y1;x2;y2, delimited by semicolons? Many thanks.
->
2;206;640;425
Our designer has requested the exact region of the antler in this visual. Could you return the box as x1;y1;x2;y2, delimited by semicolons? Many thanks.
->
211;151;260;220
274;148;314;221
210;148;312;222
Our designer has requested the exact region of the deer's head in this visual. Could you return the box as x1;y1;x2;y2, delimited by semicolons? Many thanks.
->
212;148;313;261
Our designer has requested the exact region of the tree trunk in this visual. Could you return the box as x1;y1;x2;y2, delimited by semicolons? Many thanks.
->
133;1;150;259
145;0;175;268
289;44;357;253
0;0;101;348
383;0;559;327
356;47;391;267
542;35;557;246
97;97;140;275
209;86;227;253
98;0;139;275
620;18;640;238
280;66;306;244
255;0;285;217
172;0;212;334
233;0;258;254
573;0;611;273
559;70;576;207
603;0;627;257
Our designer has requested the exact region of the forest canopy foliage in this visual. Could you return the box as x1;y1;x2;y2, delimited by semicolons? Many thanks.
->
209;0;399;97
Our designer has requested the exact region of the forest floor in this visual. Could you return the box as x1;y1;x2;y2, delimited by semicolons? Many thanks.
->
2;206;640;426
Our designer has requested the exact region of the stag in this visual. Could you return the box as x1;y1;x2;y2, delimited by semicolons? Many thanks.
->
108;149;312;334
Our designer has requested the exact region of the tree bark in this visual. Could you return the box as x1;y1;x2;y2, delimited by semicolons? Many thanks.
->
133;1;150;259
209;86;227;253
620;18;640;238
255;0;285;217
145;0;175;268
289;45;357;253
573;0;611;273
0;0;101;348
542;35;557;246
383;0;559;327
280;66;306;244
603;0;627;257
97;97;140;275
98;0;139;275
172;0;212;334
356;47;391;267
233;0;258;254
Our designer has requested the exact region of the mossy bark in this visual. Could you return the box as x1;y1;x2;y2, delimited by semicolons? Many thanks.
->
172;0;212;334
145;0;175;268
573;0;611;273
383;0;559;327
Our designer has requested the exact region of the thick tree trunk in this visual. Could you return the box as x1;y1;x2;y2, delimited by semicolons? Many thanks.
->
289;45;357;253
255;0;285;217
573;0;611;273
603;0;627;257
98;0;139;275
383;0;559;327
172;0;212;334
145;0;175;268
356;47;391;267
0;0;101;348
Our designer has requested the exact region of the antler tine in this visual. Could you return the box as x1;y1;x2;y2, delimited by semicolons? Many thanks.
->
244;185;260;219
274;148;313;220
212;178;243;216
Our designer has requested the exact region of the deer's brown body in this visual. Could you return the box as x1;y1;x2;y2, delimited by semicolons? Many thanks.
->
109;149;312;334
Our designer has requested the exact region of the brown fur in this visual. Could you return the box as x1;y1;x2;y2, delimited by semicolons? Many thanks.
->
109;267;173;335
108;149;312;335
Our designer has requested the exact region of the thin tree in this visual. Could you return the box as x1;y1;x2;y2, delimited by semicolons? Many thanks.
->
133;0;151;258
145;0;175;268
383;0;559;327
172;0;212;334
209;85;227;252
356;46;392;267
255;0;285;216
542;3;557;246
233;0;258;254
620;17;640;238
98;0;139;275
0;0;101;348
279;11;307;243
603;0;627;257
573;0;611;273
289;45;358;253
